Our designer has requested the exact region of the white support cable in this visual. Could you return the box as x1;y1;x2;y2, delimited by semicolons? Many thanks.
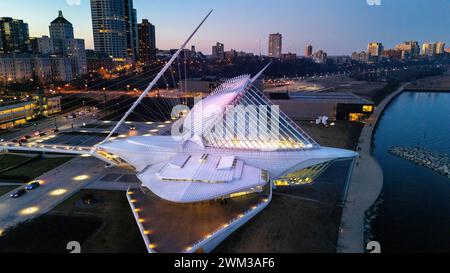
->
98;9;213;146
248;85;318;146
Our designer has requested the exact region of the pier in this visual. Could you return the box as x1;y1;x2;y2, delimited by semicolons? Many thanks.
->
390;147;450;178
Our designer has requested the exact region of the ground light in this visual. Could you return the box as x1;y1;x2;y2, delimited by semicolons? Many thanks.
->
29;180;45;185
20;207;39;215
50;189;67;196
73;175;90;181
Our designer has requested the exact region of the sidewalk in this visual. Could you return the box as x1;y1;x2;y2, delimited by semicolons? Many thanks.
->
337;83;408;253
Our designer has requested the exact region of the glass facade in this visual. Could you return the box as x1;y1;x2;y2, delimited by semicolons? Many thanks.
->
274;161;332;187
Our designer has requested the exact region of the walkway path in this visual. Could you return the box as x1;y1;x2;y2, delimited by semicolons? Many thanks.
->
337;83;408;253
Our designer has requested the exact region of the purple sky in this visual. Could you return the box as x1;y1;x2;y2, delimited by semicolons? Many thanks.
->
1;0;449;55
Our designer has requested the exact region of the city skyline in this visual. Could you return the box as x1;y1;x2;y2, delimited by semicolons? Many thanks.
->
1;0;449;56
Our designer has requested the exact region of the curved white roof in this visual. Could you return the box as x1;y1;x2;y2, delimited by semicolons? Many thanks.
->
183;75;250;136
138;161;266;203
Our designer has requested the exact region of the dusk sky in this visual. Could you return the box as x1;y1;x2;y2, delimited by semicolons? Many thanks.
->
1;0;449;55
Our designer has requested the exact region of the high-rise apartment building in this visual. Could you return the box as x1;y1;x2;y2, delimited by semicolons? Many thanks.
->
435;42;446;55
90;0;138;62
49;11;74;54
212;42;225;59
395;41;420;59
367;42;384;57
30;36;54;55
422;43;436;57
0;17;30;53
138;19;156;64
268;33;282;58
305;45;313;57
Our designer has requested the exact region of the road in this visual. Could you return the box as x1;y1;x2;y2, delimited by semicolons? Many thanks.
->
0;107;97;142
0;156;105;233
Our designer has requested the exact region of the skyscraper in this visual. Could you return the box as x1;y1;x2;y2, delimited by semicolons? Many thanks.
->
305;45;313;57
49;11;74;54
48;11;87;76
367;42;383;57
125;0;138;62
0;17;30;53
422;43;436;57
90;0;138;62
212;42;224;59
138;19;156;64
395;41;420;60
435;42;446;55
268;33;282;58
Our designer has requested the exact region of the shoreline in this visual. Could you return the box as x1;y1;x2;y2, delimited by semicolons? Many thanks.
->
336;83;408;253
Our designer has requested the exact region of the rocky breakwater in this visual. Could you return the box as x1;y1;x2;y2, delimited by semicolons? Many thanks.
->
389;147;450;178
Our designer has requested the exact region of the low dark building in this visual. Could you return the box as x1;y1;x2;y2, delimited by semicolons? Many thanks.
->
270;92;375;121
86;49;114;71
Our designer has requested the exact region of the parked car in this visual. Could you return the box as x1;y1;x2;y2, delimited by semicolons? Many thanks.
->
25;181;41;191
10;189;26;198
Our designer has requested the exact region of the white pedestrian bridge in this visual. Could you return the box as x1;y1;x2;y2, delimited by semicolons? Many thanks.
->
0;141;121;166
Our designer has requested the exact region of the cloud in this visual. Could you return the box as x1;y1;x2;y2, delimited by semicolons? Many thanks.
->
66;0;82;6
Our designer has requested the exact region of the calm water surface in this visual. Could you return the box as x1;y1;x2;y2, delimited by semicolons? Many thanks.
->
372;91;450;253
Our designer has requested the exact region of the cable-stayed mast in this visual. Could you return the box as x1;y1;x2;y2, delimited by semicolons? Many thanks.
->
98;9;213;146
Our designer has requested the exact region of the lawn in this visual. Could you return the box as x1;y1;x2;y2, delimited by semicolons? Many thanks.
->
0;190;146;253
0;186;19;197
215;194;342;253
296;120;363;150
0;215;102;253
0;156;74;181
0;154;33;172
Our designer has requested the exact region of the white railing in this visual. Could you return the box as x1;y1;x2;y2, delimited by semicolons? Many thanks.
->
0;141;92;153
0;141;121;166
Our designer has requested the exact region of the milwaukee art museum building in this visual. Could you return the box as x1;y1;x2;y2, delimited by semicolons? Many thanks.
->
97;71;358;253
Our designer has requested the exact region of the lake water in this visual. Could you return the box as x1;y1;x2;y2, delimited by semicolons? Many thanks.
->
372;91;450;253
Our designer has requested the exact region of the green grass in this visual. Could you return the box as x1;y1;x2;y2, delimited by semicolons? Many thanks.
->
1;157;73;181
0;215;103;253
215;194;342;253
0;186;18;196
0;190;146;253
0;154;32;172
51;190;147;253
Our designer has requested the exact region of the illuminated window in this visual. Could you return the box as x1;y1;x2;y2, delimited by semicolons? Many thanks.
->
273;161;331;187
362;105;374;113
349;113;365;122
